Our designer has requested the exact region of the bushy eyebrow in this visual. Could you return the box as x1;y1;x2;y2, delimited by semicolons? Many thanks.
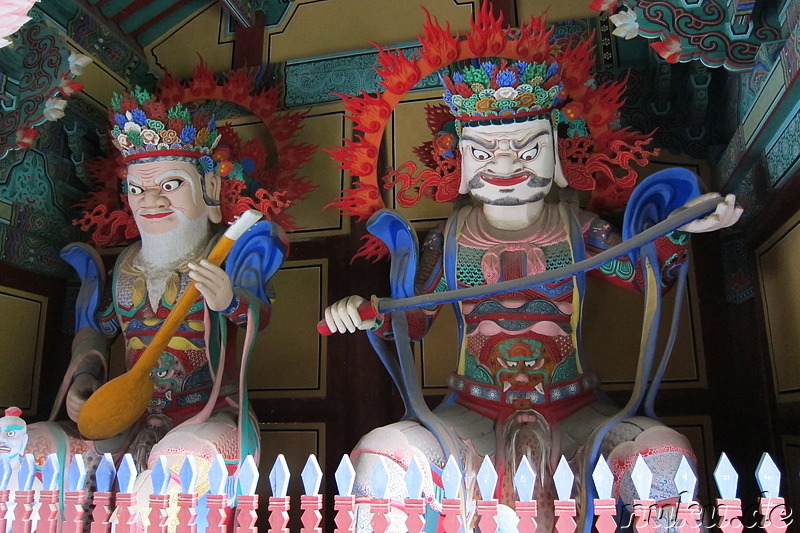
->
460;128;551;151
126;169;196;195
460;134;497;150
511;129;550;150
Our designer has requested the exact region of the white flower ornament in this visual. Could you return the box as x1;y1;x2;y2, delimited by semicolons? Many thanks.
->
494;87;519;100
67;52;93;75
43;97;67;121
610;10;640;40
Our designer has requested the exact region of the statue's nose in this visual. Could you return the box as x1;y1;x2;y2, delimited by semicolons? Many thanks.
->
513;372;530;384
489;152;523;174
142;187;168;207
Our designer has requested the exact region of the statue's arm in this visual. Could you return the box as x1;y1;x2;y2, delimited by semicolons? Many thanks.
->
54;244;117;422
583;192;741;292
324;224;447;339
369;226;447;340
589;170;741;293
218;288;271;330
583;214;690;293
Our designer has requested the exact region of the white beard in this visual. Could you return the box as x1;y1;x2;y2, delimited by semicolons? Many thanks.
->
137;213;211;311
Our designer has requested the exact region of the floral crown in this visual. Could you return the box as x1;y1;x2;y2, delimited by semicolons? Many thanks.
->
109;86;221;163
442;59;564;122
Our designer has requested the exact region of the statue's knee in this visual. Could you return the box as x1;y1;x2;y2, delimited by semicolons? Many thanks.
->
606;423;695;502
351;422;441;501
353;421;439;462
149;420;238;470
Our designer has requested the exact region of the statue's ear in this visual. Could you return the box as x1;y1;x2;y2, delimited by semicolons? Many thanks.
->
458;141;471;194
553;139;568;189
205;172;222;223
459;175;471;195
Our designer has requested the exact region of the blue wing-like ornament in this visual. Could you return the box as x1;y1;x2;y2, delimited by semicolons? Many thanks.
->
622;168;701;263
61;242;105;333
366;209;419;299
225;220;289;303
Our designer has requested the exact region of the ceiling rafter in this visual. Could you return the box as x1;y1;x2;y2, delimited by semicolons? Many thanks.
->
129;0;193;38
72;0;148;60
113;0;160;24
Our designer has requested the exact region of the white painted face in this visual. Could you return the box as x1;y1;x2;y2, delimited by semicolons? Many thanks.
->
458;119;566;206
0;414;27;459
127;160;220;236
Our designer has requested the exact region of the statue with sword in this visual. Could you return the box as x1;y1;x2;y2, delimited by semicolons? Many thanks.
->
323;52;741;532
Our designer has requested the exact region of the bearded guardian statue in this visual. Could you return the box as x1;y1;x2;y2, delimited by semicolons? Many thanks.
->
25;88;287;514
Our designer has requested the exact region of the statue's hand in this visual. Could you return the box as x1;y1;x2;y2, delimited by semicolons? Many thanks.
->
676;193;743;233
66;373;100;423
188;260;234;311
324;295;377;334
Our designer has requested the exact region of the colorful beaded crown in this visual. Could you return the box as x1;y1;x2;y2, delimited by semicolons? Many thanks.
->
109;86;221;163
442;59;563;121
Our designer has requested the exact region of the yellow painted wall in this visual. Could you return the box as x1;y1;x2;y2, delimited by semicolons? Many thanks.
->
139;0;600;75
266;0;479;64
516;0;598;23
66;43;129;109
758;209;800;402
0;287;46;412
147;3;233;79
246;259;329;398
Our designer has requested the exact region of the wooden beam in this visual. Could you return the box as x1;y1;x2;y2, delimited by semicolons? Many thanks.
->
487;0;517;27
113;0;159;24
72;0;148;62
232;9;264;69
130;0;192;38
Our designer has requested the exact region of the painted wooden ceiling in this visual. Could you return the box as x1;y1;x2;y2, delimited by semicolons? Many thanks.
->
81;0;213;47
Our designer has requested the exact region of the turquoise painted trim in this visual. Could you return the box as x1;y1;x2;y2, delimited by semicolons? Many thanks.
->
97;0;132;19
262;0;291;27
284;43;441;107
621;0;782;71
765;99;800;187
283;18;613;107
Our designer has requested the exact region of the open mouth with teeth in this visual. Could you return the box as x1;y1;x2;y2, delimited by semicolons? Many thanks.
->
0;445;10;454
502;381;546;394
480;171;532;187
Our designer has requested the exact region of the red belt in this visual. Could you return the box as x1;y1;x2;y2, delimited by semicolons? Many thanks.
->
448;372;599;424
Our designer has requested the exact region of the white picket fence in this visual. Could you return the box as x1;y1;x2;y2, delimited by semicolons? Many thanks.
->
0;450;791;532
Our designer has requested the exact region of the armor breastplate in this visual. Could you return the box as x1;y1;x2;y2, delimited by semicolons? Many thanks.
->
112;247;223;417
449;205;588;410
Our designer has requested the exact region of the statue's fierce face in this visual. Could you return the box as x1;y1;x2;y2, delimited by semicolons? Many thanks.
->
458;119;565;206
126;160;220;236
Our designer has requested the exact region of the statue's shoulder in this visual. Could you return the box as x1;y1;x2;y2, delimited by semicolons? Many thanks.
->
445;205;476;240
114;241;141;269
